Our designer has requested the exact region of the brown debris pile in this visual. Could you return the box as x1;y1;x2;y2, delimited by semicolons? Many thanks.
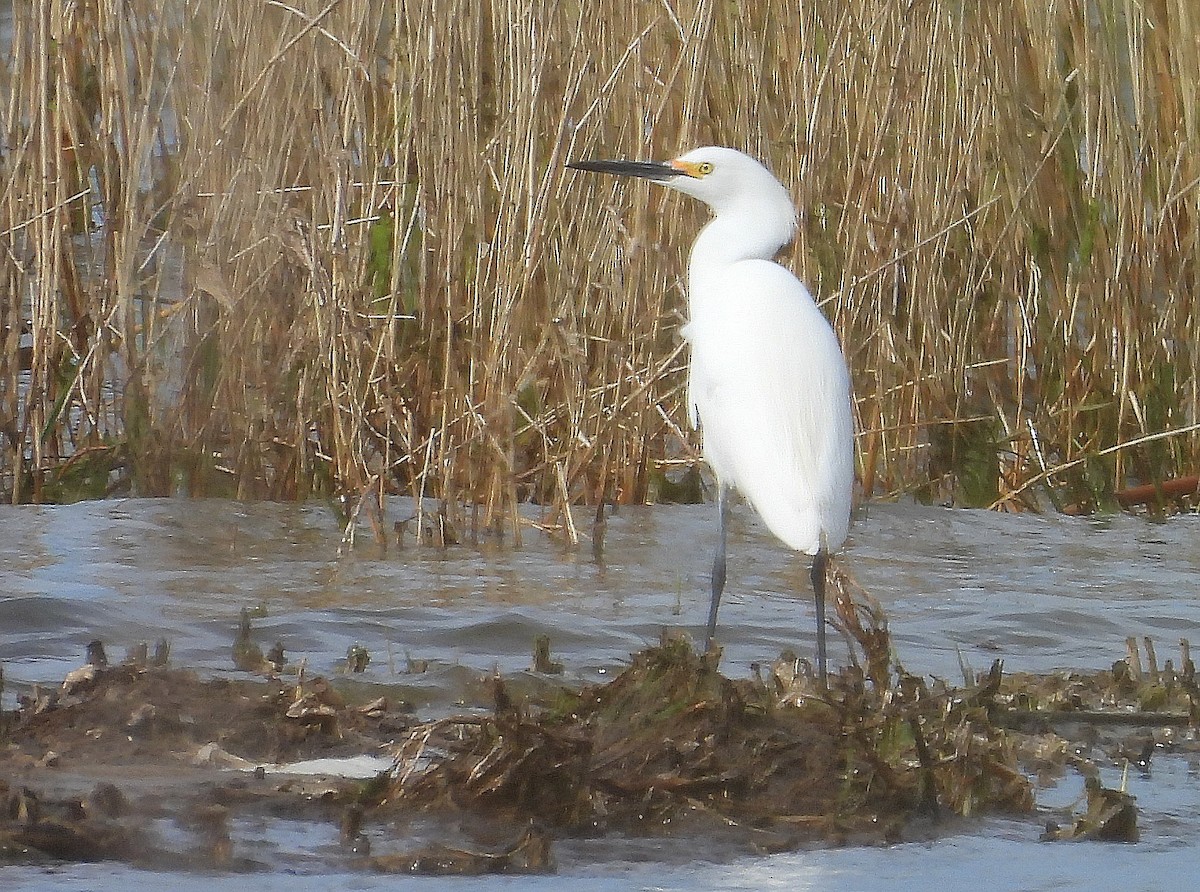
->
385;574;1035;848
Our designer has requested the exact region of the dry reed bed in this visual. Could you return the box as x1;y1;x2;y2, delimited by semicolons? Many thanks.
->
0;0;1196;528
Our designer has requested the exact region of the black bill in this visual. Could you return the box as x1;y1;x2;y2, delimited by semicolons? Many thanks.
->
565;159;678;181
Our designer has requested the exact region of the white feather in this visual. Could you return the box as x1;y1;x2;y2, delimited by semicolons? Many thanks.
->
684;259;852;554
672;147;854;557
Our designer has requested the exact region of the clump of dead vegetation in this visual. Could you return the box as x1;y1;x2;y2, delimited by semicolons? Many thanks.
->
378;576;1199;852
383;572;1036;848
1;1;1198;524
388;638;1034;848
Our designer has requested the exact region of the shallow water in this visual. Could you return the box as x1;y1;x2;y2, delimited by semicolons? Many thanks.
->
2;497;1199;889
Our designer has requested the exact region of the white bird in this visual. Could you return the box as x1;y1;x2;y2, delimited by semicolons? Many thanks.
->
567;146;854;683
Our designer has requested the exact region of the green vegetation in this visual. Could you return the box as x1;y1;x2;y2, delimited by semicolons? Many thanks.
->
1;1;1197;524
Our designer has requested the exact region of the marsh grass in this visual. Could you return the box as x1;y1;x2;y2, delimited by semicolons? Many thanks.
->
1;0;1197;528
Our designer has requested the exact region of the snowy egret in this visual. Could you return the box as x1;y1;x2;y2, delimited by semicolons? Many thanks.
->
567;147;854;683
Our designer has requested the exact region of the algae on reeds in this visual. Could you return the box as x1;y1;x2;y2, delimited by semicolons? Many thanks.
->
2;1;1198;521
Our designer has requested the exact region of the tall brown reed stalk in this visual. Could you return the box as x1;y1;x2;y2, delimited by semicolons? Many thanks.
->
0;0;1196;527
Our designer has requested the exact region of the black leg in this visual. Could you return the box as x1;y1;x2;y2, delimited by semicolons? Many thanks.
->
705;487;729;651
811;549;829;686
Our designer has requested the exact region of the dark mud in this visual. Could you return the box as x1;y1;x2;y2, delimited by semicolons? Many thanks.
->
0;659;412;871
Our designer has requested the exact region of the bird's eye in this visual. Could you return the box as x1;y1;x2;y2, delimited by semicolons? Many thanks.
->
696;162;714;175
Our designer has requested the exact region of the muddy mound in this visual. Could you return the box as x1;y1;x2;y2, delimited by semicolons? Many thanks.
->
389;636;1031;848
2;664;408;770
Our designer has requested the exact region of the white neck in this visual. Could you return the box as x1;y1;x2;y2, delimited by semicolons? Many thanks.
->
687;203;796;303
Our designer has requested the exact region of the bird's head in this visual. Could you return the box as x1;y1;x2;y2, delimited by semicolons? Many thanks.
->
567;146;797;244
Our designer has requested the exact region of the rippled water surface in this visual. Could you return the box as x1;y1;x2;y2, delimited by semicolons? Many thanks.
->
2;498;1199;890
